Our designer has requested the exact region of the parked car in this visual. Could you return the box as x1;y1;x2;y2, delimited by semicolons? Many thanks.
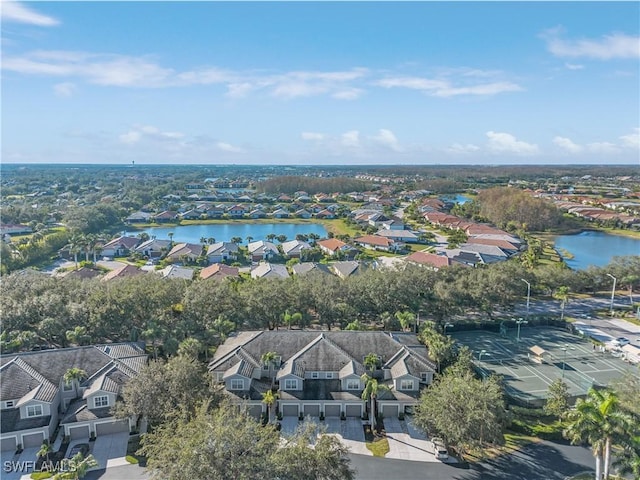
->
428;437;449;460
611;337;630;347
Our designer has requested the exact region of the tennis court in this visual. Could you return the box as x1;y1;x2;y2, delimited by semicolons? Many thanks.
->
451;327;639;405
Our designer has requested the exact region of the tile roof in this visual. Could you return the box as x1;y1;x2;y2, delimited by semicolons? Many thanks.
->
354;235;394;248
101;264;144;282
317;238;348;252
200;263;239;280
405;251;453;269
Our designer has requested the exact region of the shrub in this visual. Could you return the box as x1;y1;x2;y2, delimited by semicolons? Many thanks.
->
340;412;346;421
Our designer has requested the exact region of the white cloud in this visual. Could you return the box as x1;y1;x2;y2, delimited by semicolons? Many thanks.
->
370;129;402;152
553;136;583;154
585;142;620;154
447;143;480;154
119;125;185;144
486;131;539;156
564;63;585;70
619;128;640;149
332;88;364;100
53;82;76;97
1;1;59;26
119;131;141;145
216;142;244;153
542;28;640;60
341;130;360;148
301;132;325;141
376;75;522;97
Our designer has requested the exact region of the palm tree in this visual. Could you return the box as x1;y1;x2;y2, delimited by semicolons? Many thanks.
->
262;389;279;423
360;374;389;431
37;442;53;466
266;233;276;243
564;387;633;480
553;286;570;322
363;353;380;375
168;232;174;246
231;236;242;245
200;236;207;245
276;234;288;243
63;367;87;398
246;235;254;244
261;351;278;370
613;435;640;479
308;232;320;245
54;453;98;480
207;237;216;245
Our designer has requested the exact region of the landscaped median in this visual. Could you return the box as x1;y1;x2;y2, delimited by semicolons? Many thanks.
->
363;423;390;457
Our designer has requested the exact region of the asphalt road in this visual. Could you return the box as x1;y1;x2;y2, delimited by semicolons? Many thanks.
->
82;440;594;480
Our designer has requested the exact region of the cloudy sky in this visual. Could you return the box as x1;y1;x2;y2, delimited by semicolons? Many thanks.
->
2;1;639;165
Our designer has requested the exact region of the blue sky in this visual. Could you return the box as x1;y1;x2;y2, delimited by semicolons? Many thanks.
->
2;1;639;165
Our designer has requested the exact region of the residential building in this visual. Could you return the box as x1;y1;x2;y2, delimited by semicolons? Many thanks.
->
354;235;402;252
159;265;194;280
208;331;436;420
375;229;419;243
291;262;332;276
247;241;279;262
250;263;290;280
281;240;311;258
206;242;239;264
331;261;366;279
404;251;454;270
134;238;171;259
101;264;144;282
0;343;147;452
317;238;351;256
165;243;204;263
200;263;240;281
100;236;140;258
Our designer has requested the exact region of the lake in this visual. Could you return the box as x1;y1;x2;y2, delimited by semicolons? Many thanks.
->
127;223;329;244
554;231;640;270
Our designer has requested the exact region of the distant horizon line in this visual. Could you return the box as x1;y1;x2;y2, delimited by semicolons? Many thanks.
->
2;162;638;168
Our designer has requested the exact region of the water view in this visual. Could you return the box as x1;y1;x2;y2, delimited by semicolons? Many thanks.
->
554;231;640;270
127;223;329;244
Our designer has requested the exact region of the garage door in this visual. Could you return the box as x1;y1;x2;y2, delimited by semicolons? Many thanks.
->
382;405;399;418
1;437;17;452
281;404;299;417
303;405;320;417
69;426;90;440
345;404;362;417
95;420;129;436
324;404;341;418
22;432;45;448
248;405;262;419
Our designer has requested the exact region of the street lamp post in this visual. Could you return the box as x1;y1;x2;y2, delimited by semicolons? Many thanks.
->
561;344;575;378
606;273;617;317
516;318;528;342
521;279;531;317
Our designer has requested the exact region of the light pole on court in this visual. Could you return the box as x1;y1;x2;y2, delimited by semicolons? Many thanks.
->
516;318;528;342
606;273;617;317
561;344;575;378
521;279;531;317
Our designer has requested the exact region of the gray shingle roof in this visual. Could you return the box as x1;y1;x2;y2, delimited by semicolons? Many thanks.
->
0;408;51;434
61;399;112;424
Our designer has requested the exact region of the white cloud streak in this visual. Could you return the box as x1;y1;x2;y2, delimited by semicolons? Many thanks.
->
542;28;640;60
53;82;76;97
376;76;522;97
370;129;402;152
1;1;59;26
553;136;583;154
301;132;325;141
486;131;539;156
216;142;244;153
619;128;640;149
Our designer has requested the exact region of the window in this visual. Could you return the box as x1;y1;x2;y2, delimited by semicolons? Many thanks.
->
400;379;414;391
26;405;43;417
284;379;298;390
63;382;73;391
230;379;244;390
216;372;224;383
311;372;319;379
5;401;15;408
263;364;270;370
94;396;109;408
325;372;334;379
421;372;431;382
346;379;360;390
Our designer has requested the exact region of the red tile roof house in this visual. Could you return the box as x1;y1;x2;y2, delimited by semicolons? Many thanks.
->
200;263;240;281
0;343;147;453
208;331;436;422
101;264;144;282
317;238;351;256
354;235;402;252
404;251;454;271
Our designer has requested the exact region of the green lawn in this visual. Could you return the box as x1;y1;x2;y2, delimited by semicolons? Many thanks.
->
365;437;390;457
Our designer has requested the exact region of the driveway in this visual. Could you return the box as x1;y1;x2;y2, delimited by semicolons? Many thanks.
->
384;417;441;463
323;417;370;456
90;433;129;470
280;417;299;438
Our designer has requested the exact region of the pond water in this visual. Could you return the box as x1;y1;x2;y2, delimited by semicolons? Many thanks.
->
554;231;640;270
441;194;472;204
127;223;328;244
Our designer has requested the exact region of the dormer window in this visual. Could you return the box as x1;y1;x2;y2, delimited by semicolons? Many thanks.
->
63;382;74;391
230;379;244;390
94;396;109;408
421;372;430;382
311;372;319;379
325;372;334;379
27;405;43;417
5;401;14;408
400;379;414;390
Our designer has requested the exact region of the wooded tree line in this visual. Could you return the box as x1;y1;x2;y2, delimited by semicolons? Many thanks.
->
2;255;638;354
256;176;370;194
